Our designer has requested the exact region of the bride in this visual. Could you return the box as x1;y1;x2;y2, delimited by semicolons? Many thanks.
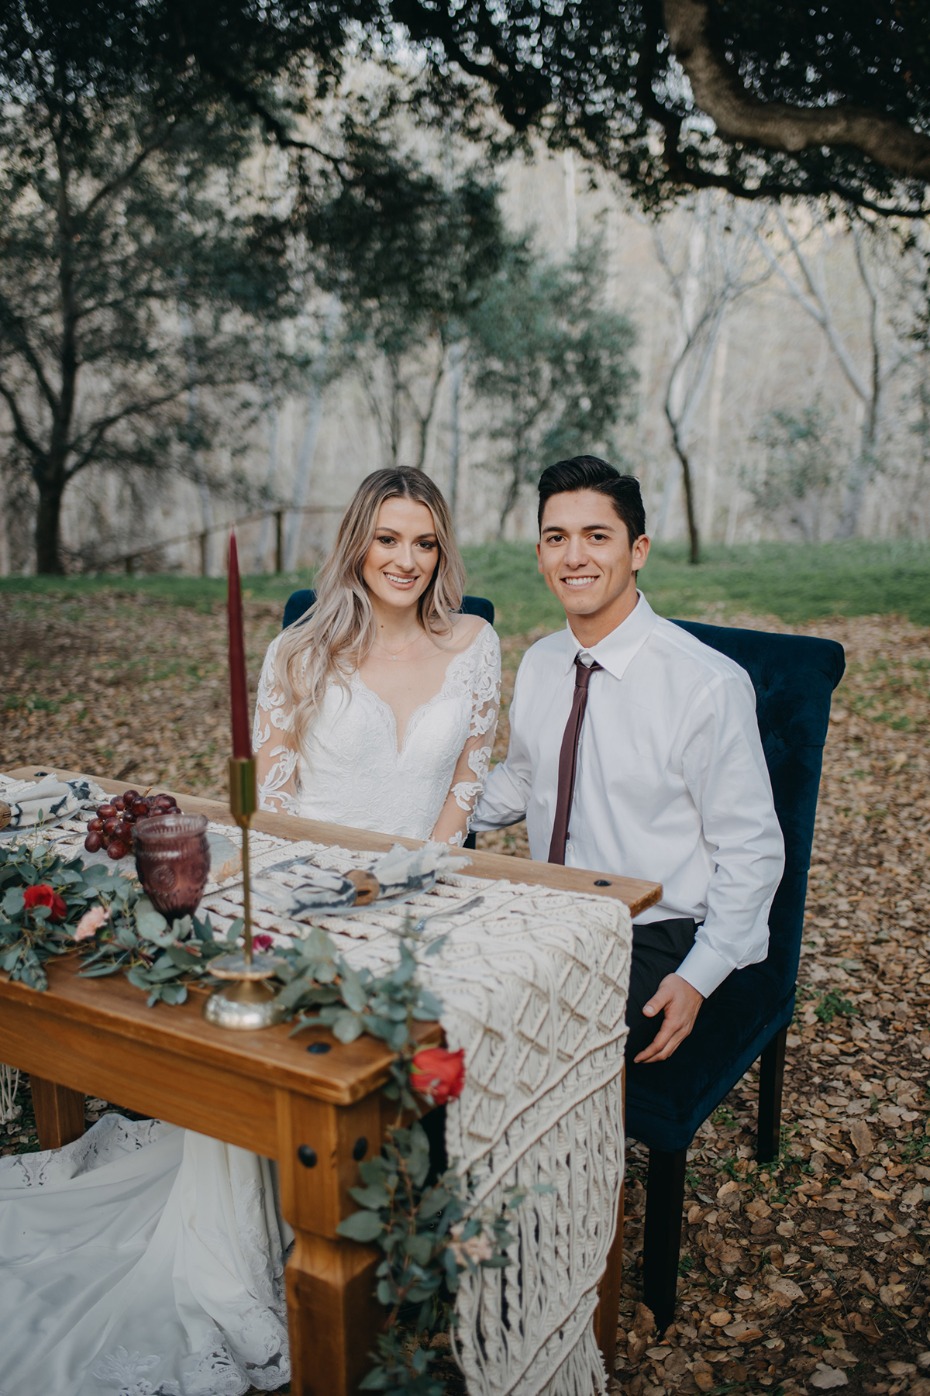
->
0;469;500;1396
254;466;499;845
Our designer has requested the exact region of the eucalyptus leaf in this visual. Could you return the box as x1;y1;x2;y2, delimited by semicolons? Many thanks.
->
81;864;112;885
404;1233;434;1265
358;1158;393;1187
337;1210;386;1243
414;989;443;1018
331;1009;364;1043
21;962;48;990
134;906;173;944
358;1368;392;1390
165;944;203;970
348;1184;391;1209
418;1186;454;1217
157;982;188;1005
147;954;186;981
339;964;369;1014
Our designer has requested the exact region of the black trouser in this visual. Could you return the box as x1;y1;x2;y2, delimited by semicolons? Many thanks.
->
625;917;698;1061
424;916;698;1176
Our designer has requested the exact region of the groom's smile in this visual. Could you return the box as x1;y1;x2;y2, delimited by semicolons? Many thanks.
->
537;488;650;646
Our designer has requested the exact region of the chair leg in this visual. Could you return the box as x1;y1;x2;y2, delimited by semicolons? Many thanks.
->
642;1147;687;1333
593;1176;624;1374
757;1025;787;1163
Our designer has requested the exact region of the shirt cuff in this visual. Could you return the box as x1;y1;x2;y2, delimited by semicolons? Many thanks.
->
675;937;733;1000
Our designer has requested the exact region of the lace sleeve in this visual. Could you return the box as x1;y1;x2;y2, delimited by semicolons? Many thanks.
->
253;636;302;816
430;623;501;847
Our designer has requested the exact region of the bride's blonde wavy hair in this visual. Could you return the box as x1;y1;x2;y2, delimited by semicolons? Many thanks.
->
274;468;466;751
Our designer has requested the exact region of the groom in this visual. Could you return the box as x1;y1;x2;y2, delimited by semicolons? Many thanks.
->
473;456;784;1063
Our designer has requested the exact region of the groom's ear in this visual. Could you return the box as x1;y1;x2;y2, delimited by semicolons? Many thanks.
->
536;541;542;572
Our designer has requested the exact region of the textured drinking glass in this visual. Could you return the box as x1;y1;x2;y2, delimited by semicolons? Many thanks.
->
133;813;210;920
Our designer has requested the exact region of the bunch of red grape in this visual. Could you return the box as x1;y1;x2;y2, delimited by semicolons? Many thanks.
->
84;789;181;859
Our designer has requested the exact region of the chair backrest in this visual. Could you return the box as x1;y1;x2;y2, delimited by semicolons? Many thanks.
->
670;619;846;992
282;588;494;630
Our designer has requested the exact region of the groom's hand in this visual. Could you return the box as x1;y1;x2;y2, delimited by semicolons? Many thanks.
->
633;974;704;1064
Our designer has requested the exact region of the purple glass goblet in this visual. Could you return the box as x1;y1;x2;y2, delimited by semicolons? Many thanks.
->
133;813;210;920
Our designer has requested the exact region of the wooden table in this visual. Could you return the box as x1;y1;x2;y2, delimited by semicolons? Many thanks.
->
0;765;661;1395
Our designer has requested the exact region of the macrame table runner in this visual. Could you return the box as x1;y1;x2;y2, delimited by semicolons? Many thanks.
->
1;789;633;1396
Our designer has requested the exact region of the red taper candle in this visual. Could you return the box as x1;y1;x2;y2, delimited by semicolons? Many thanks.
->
227;531;251;759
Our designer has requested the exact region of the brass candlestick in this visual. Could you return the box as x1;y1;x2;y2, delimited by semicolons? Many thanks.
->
203;757;286;1030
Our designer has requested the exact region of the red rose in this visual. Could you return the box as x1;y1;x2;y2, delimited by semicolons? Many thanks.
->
23;883;67;922
411;1047;466;1106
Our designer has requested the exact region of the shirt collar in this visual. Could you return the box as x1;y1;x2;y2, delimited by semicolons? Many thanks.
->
562;591;658;681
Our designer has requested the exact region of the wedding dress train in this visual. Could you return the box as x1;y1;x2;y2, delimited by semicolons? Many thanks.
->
0;1119;290;1395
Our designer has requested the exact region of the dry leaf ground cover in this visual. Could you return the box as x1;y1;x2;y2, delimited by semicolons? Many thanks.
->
0;589;928;1396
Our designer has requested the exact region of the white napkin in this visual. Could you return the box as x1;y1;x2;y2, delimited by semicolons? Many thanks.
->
0;774;106;830
252;864;356;916
371;842;470;891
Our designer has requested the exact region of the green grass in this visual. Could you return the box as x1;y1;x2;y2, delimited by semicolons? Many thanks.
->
463;539;930;635
0;571;310;611
2;539;929;634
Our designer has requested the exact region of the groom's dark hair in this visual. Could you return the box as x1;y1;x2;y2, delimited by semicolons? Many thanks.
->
537;456;646;546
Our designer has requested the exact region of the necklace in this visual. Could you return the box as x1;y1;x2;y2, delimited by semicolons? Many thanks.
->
372;632;423;662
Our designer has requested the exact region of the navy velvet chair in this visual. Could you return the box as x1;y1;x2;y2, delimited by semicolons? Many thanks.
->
624;620;845;1330
282;588;494;629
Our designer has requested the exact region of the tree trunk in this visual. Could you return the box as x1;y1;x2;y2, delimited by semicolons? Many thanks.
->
679;439;701;565
497;464;522;537
34;466;66;574
447;338;465;520
665;405;702;563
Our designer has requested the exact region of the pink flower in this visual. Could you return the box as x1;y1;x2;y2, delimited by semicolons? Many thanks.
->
449;1223;494;1269
252;933;274;952
74;906;110;941
411;1047;466;1105
23;884;67;922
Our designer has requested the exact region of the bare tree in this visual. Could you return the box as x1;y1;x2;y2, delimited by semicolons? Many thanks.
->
652;195;774;561
744;209;914;537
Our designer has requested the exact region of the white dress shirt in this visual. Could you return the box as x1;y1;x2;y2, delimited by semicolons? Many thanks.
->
473;593;785;999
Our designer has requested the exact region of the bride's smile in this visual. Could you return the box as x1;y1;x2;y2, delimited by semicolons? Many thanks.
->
362;497;439;619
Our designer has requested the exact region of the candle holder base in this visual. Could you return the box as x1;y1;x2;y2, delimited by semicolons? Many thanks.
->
203;953;287;1030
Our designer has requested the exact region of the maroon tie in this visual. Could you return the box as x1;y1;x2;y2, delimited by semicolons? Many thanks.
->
548;655;602;864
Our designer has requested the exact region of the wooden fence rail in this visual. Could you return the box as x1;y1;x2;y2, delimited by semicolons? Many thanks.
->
101;505;342;577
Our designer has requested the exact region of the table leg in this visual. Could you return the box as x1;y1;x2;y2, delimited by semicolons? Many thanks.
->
594;1065;626;1374
276;1086;388;1395
593;1176;625;1374
285;1230;383;1396
30;1076;86;1149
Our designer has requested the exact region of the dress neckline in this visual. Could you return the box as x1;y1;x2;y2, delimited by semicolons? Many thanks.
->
353;625;485;755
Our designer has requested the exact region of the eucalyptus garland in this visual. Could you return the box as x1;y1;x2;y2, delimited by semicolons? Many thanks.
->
276;920;516;1393
0;840;234;1002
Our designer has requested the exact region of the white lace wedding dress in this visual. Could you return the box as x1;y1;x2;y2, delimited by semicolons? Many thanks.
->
0;623;500;1396
253;621;500;843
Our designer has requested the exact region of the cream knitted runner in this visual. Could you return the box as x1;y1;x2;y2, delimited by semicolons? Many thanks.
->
214;839;634;1396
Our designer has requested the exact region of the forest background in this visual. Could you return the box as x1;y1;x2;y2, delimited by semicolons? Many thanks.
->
3;2;930;578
